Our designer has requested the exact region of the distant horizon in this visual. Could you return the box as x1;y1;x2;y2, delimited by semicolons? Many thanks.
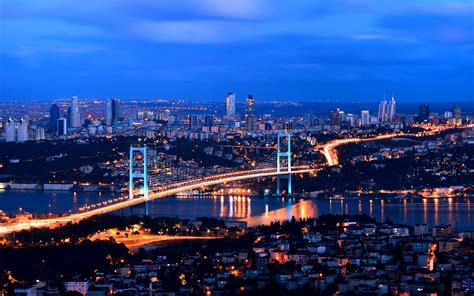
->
0;97;473;104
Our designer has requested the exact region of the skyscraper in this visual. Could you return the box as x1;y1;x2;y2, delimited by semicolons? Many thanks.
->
204;115;214;127
188;115;199;128
245;94;256;131
452;104;461;119
106;99;120;126
70;96;81;128
378;99;388;122
330;108;341;127
361;110;370;126
35;127;45;141
418;104;430;122
225;92;236;117
57;118;67;136
387;96;396;122
49;104;60;132
245;94;255;117
304;111;315;128
5;119;16;142
17;119;28;142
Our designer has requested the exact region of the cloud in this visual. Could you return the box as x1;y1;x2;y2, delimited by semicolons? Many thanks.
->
379;2;474;43
1;0;473;101
130;21;234;43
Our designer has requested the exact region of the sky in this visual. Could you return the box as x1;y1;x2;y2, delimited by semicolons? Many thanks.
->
1;0;473;102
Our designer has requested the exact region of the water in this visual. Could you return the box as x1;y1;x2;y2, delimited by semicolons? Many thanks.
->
0;191;472;230
0;190;114;214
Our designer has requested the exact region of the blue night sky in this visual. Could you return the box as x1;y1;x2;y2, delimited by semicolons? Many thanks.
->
1;0;473;102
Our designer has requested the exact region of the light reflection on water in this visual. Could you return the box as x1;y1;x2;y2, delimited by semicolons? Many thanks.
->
140;196;473;231
242;198;472;230
0;190;472;230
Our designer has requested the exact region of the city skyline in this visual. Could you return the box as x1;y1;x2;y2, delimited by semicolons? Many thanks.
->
1;0;473;101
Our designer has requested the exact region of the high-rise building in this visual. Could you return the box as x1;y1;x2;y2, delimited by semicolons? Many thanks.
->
204;115;214;127
225;92;236;117
387;96;396;122
330;108;341;127
17;119;28;142
378;99;388;122
361;110;370;126
57;118;67;136
188;115;199;128
246;115;256;131
106;99;120;125
418;104;430;122
137;111;154;121
49;104;60;132
245;94;255;117
345;114;355;127
245;94;256;131
452;104;461;119
5;119;16;142
35;127;45;141
70;96;81;128
304;111;315;128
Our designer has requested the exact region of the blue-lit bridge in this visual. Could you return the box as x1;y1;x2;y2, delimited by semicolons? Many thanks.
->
1;125;468;235
1;133;319;234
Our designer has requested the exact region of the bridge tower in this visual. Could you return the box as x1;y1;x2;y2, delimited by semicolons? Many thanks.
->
129;146;148;201
276;133;292;195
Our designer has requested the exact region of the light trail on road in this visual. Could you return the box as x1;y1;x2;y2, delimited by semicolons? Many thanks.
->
318;124;472;166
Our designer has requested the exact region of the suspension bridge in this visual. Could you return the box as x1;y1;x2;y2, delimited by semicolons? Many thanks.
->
0;133;316;234
1;125;469;235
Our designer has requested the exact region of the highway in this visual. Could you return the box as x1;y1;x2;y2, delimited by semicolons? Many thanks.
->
320;132;403;166
318;124;472;166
